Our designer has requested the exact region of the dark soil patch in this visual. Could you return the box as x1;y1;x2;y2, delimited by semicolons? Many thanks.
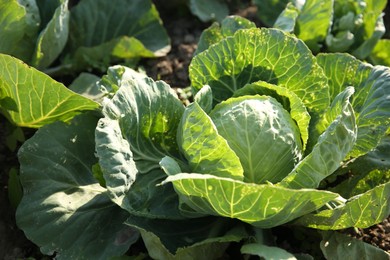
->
341;217;390;253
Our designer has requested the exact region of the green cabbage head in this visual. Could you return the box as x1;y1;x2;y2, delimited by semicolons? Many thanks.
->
208;95;303;184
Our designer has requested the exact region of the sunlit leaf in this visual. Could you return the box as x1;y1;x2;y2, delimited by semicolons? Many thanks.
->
295;182;390;229
190;28;330;117
0;54;98;128
164;173;339;228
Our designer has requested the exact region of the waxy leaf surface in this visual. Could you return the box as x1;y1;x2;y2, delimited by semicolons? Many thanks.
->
95;68;185;218
16;114;135;259
193;85;213;113
331;135;390;198
273;3;299;33
195;15;256;55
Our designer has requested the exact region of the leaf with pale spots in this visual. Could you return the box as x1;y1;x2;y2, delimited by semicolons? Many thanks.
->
295;182;390;230
163;173;339;228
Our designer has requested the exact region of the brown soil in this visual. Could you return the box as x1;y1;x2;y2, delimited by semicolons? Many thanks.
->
0;1;389;259
342;217;390;253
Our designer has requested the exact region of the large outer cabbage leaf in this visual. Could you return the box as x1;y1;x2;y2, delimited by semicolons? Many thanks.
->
16;113;136;259
316;53;372;101
193;85;213;113
189;28;330;117
95;67;185;218
65;0;170;72
294;137;390;230
350;65;390;155
0;54;98;128
96;67;184;172
317;53;390;157
210;95;303;184
163;173;339;228
0;0;69;69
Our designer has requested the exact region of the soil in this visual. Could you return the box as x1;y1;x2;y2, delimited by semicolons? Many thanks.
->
0;1;389;259
343;218;390;251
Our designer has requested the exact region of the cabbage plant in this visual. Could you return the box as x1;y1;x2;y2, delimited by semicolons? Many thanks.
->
15;26;390;259
273;0;390;66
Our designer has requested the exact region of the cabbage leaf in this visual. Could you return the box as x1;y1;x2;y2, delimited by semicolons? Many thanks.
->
16;113;136;259
163;173;339;228
0;54;98;128
65;0;170;72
